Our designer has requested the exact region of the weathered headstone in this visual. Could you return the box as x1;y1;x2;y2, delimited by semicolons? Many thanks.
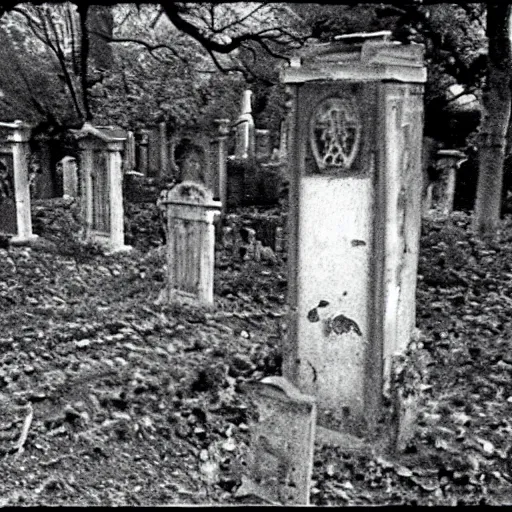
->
0;120;38;244
429;149;467;215
58;156;78;199
237;376;316;505
281;34;426;437
160;181;221;306
72;123;130;252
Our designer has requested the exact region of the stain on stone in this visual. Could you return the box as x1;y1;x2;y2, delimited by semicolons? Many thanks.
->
351;239;366;247
307;308;320;323
307;361;317;382
317;300;330;308
343;291;347;296
330;314;362;337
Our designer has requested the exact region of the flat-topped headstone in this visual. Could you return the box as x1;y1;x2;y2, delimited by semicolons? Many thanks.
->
237;376;316;505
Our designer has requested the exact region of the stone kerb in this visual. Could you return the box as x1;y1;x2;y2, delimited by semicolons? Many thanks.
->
160;181;221;306
0;120;38;244
72;123;129;253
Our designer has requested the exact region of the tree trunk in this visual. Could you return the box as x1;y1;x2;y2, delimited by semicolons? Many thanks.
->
77;4;92;122
473;4;512;238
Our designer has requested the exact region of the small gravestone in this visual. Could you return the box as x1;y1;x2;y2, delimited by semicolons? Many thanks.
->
58;156;78;198
430;149;467;215
159;181;221;306
237;376;316;505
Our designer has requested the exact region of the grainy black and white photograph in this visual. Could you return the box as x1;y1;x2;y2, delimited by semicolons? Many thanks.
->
0;0;510;506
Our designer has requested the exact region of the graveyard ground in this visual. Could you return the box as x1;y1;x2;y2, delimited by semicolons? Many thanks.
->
1;199;512;505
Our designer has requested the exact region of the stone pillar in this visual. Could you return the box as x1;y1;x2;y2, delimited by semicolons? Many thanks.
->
214;118;230;211
278;118;290;162
60;156;78;198
161;181;221;307
74;123;130;253
431;149;467;215
125;131;136;173
234;89;255;160
159;122;168;177
0;121;38;244
281;36;426;437
136;129;149;176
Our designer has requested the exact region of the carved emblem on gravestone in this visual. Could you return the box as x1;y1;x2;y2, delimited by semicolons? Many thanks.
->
309;97;361;172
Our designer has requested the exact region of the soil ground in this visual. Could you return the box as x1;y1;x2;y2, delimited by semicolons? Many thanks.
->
1;199;512;505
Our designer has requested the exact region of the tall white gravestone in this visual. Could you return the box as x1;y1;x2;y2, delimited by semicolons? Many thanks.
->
0;120;38;244
73;123;130;252
281;34;426;436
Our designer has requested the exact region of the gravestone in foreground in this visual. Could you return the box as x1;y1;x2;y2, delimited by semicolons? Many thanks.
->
237;376;316;505
160;181;221;307
281;33;426;441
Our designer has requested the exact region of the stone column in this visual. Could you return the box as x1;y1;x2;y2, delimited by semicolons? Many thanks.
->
281;35;426;438
159;122;168;177
136;129;149;176
0;121;38;244
234;89;255;160
125;131;136;173
214;118;230;211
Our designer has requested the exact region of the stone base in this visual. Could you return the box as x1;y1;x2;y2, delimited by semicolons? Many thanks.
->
155;287;214;309
10;234;39;246
104;244;133;256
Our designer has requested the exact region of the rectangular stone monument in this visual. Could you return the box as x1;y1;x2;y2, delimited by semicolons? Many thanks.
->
237;376;316;505
72;123;130;252
0;121;38;244
281;34;426;437
160;181;221;306
58;156;78;198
